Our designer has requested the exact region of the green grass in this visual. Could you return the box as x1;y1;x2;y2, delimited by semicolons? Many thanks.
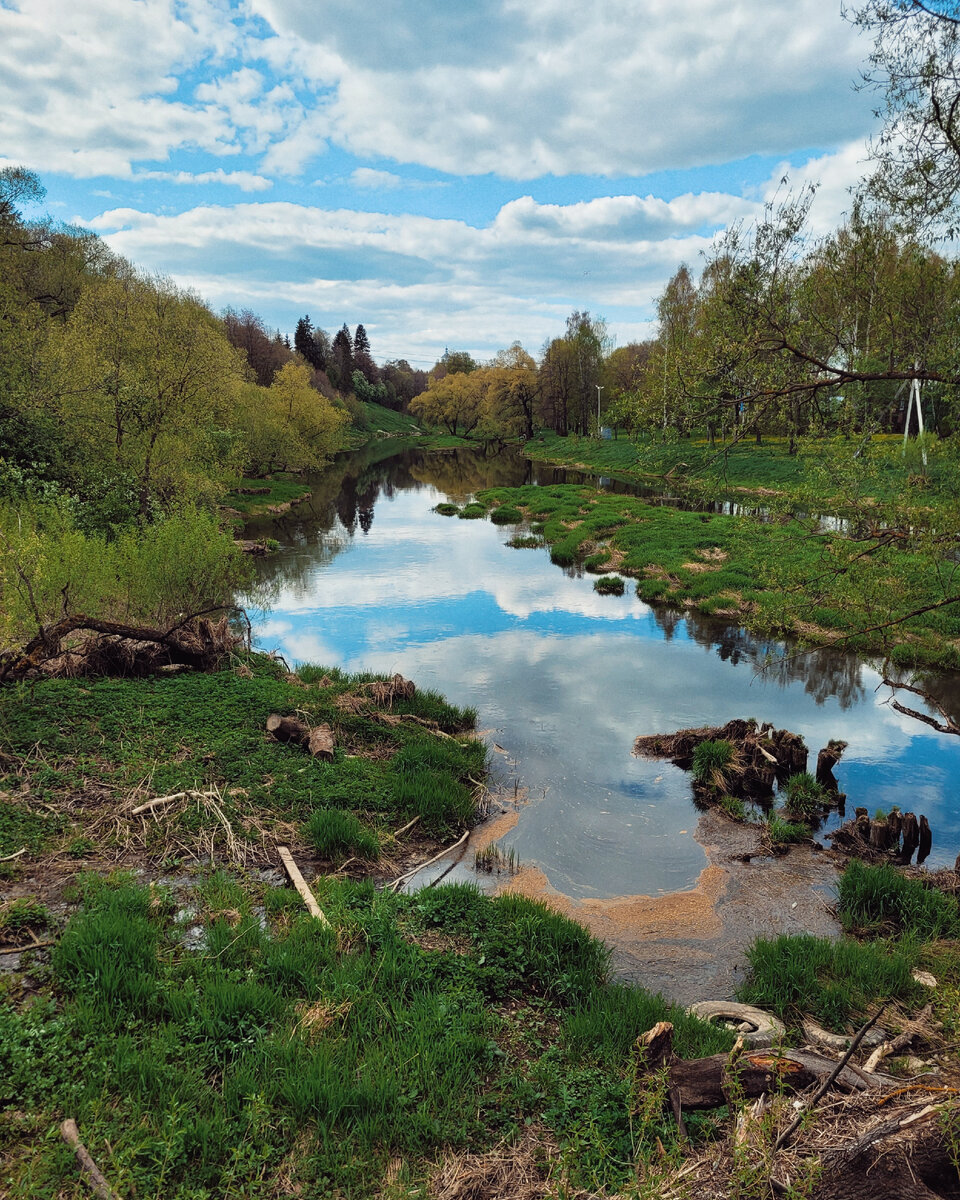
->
593;575;625;595
434;502;460;516
767;814;810;844
0;873;735;1197
781;771;827;820
489;505;524;525
736;932;922;1031
691;739;736;791
305;808;380;861
223;474;313;519
457;502;488;519
473;480;960;669
0;662;484;865
838;861;960;940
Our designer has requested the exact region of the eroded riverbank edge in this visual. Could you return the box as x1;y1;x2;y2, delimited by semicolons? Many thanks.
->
474;806;841;1006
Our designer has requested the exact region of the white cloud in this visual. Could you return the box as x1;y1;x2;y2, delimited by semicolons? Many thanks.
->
0;0;241;176
249;0;875;178
87;192;733;356
137;169;274;192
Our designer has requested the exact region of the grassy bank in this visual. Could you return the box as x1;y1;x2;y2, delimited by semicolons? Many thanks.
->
522;430;960;511
0;661;737;1198
475;482;960;669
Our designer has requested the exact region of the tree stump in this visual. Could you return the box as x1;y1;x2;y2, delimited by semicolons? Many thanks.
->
266;714;335;760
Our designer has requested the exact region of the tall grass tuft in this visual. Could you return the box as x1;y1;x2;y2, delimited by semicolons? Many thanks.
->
838;860;960;939
691;739;737;791
305;808;380;860
782;771;827;819
736;932;921;1030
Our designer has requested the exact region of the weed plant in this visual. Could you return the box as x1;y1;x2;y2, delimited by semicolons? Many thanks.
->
838;860;960;939
767;813;810;844
782;772;827;819
736;932;922;1030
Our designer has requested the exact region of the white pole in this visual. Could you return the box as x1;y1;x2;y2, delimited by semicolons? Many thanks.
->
596;384;604;435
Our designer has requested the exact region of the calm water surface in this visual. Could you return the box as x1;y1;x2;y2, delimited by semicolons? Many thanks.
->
247;444;960;900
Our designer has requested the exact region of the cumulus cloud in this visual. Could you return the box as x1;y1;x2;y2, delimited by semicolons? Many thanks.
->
250;0;875;178
87;191;733;356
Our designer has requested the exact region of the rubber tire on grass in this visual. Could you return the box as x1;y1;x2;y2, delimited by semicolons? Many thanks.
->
686;1001;786;1049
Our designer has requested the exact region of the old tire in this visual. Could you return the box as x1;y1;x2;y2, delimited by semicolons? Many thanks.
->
686;1001;785;1048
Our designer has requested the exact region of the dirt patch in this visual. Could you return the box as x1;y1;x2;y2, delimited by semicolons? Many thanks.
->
498;809;839;1006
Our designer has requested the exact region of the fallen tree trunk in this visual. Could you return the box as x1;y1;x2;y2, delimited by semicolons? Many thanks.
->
266;715;335;760
0;612;241;682
634;1022;882;1112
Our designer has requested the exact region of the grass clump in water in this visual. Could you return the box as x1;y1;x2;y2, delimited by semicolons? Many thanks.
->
736;932;921;1031
593;575;625;595
838;860;960;939
781;771;827;820
457;502;487;519
434;502;460;516
305;808;380;861
489;505;523;525
691;739;737;792
508;534;543;549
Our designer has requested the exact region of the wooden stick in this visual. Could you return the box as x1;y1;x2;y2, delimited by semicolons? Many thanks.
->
389;830;470;892
0;846;27;862
0;940;54;955
392;815;421;839
773;1007;885;1151
130;791;217;816
60;1118;121;1200
277;845;331;927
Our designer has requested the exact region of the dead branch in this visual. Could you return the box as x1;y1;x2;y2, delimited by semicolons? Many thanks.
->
0;846;27;862
774;1008;885;1150
60;1118;121;1200
389;830;470;892
130;790;218;816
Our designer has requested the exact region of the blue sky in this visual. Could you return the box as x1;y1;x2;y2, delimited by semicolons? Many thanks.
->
0;0;878;365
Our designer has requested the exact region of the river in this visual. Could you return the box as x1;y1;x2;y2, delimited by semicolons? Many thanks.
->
245;443;960;999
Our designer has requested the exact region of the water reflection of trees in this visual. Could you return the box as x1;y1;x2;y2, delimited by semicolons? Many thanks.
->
652;608;866;710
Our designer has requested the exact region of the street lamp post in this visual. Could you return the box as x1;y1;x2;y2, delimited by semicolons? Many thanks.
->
596;384;604;436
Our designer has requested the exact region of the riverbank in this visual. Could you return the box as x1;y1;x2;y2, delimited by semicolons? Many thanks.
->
474;480;960;670
521;430;959;510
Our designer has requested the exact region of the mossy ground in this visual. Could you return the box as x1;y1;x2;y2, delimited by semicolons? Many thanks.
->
0;659;737;1198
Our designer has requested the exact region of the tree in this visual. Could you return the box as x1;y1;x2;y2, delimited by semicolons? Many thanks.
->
329;324;353;390
853;0;960;232
483;343;539;440
410;370;484;436
224;307;290;386
431;349;477;380
293;315;329;373
352;323;378;383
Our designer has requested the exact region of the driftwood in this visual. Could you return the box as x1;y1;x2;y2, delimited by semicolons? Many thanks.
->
60;1118;121;1200
277;845;331;927
633;1022;882;1114
633;718;808;798
266;715;335;760
0;612;241;682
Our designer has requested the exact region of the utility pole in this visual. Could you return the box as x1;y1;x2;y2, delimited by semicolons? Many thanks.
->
596;384;604;436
